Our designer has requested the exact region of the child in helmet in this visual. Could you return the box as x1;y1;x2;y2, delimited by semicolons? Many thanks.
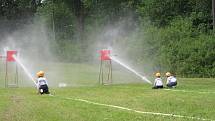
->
36;71;50;94
152;72;163;89
166;72;177;88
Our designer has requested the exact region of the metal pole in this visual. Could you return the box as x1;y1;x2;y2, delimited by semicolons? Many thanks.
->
5;61;8;88
107;60;110;82
110;60;112;84
106;60;112;85
101;61;103;85
99;60;102;84
15;61;18;87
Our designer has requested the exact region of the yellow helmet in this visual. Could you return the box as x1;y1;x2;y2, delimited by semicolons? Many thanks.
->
37;71;44;77
155;72;161;77
165;72;171;77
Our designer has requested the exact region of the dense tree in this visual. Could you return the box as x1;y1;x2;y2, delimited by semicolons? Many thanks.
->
0;0;214;77
0;0;41;35
137;0;212;28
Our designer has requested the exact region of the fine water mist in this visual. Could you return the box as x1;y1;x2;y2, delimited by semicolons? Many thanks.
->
12;55;37;86
0;9;154;87
110;56;152;84
89;16;154;84
0;19;61;87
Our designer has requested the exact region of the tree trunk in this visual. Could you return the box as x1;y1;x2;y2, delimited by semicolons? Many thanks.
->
73;0;85;41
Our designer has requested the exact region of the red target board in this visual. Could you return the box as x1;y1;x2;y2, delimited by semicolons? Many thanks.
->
100;49;111;60
6;50;17;62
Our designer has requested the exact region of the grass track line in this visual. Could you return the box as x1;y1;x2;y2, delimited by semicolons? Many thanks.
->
51;95;215;121
164;89;215;94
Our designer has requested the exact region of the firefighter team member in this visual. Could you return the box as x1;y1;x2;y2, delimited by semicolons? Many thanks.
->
166;72;177;88
152;72;164;89
36;71;50;94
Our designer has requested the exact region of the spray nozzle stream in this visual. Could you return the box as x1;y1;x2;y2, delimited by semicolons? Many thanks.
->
110;56;152;84
12;55;37;86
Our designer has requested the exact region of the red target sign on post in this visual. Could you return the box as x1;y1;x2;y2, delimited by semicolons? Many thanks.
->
100;49;111;60
99;49;112;85
5;50;18;88
7;50;17;62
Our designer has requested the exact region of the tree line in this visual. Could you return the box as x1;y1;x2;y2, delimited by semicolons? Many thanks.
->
0;0;214;77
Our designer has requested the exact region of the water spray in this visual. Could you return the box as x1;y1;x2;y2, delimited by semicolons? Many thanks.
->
3;47;9;55
99;49;152;84
3;47;36;86
110;56;152;84
12;55;37;86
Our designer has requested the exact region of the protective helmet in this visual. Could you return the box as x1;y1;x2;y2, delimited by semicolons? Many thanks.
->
37;71;44;77
155;72;161;77
165;72;171;77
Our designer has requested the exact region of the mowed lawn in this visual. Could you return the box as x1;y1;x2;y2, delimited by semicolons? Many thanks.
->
0;63;215;121
0;78;215;121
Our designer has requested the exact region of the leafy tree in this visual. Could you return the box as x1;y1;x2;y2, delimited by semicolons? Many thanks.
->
0;0;41;40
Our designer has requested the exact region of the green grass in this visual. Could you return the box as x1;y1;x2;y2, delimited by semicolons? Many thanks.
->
0;79;215;121
0;62;148;87
0;63;215;121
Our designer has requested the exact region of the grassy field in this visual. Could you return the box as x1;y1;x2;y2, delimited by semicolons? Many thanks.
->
0;63;215;121
0;62;151;87
0;79;215;121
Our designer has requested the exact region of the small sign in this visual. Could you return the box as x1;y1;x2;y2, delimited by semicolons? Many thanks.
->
7;50;17;62
100;49;111;60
